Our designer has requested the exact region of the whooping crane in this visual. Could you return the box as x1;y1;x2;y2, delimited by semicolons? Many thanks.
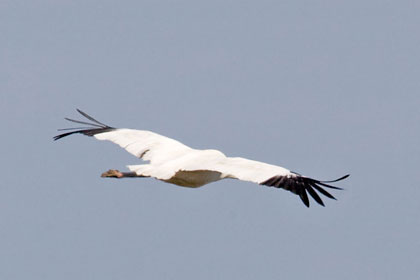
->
54;109;349;207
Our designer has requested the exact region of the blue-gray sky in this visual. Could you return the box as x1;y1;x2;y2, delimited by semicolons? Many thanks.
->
1;1;419;279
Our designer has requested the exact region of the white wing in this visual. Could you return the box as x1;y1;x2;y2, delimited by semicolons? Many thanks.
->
179;155;290;183
177;152;348;207
213;157;292;184
54;109;192;165
94;129;192;165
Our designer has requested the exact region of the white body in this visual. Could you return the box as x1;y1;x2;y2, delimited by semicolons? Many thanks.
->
94;129;292;187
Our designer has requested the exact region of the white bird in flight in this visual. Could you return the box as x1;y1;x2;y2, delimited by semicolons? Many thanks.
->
54;109;349;207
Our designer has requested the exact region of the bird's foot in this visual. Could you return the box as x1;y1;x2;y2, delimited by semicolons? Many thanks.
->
101;169;123;178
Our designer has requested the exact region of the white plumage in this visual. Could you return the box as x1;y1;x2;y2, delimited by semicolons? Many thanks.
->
55;109;349;207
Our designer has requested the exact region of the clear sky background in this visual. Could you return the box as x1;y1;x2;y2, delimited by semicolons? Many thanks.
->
1;1;419;279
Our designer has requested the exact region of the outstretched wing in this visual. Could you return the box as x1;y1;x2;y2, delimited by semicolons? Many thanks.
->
205;156;349;207
54;109;192;164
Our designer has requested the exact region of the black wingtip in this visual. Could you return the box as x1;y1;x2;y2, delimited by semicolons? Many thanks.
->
320;174;350;183
299;190;310;208
305;183;325;206
261;173;349;207
54;110;115;141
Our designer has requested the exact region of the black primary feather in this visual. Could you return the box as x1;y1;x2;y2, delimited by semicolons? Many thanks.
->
261;174;349;207
76;108;109;127
54;109;115;141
